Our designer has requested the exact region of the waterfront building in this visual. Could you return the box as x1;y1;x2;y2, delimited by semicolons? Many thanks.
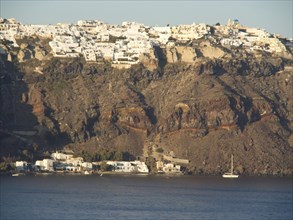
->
35;159;54;171
106;160;149;173
156;161;181;174
15;161;28;171
66;157;84;167
65;166;81;172
81;162;93;170
163;163;181;174
51;151;73;161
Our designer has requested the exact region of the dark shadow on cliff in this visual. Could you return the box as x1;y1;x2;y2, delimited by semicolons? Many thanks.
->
154;46;167;71
0;55;38;158
0;54;68;159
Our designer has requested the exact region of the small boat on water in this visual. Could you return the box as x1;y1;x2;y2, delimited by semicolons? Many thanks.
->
12;173;24;177
222;154;239;178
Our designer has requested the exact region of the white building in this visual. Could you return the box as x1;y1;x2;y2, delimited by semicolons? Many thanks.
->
94;43;114;60
65;166;81;172
83;49;96;62
106;161;149;173
149;26;171;45
171;23;210;41
15;161;28;171
97;33;110;42
51;151;73;161
0;18;20;32
49;35;80;57
35;159;54;171
107;161;134;172
163;163;181;173
81;162;93;170
156;161;181;174
66;157;83;167
132;161;149;173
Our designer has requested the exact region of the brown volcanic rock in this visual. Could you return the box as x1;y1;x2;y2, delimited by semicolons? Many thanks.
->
0;39;292;175
27;85;45;119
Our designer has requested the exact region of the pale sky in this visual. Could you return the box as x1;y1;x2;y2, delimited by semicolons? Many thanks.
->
0;0;292;38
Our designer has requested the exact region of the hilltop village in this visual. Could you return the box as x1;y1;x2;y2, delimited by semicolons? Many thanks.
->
0;18;291;68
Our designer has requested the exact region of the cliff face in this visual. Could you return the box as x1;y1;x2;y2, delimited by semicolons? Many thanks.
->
0;38;292;175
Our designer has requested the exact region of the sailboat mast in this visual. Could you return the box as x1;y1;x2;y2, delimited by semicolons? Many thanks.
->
231;154;234;174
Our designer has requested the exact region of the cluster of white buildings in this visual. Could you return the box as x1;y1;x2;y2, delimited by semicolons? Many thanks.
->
171;23;211;41
14;149;190;174
106;160;149;173
156;161;182;174
214;19;287;54
15;151;91;172
15;151;150;174
1;17;290;66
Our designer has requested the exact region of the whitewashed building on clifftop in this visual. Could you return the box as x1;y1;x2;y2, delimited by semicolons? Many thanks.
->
0;18;290;66
171;23;210;41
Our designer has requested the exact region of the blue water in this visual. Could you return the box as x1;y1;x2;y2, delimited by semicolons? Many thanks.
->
0;175;292;220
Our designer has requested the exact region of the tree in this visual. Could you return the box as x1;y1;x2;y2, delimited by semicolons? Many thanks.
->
112;151;123;161
145;156;157;174
99;162;112;171
156;148;164;153
81;150;94;162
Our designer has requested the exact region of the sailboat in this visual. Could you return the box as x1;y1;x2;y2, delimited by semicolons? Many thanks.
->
222;154;239;178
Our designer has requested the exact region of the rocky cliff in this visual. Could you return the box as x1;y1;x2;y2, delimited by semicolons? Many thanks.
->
0;37;292;175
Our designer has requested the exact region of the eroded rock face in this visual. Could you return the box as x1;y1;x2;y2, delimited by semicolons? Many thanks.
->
165;45;197;63
199;41;225;59
139;48;158;71
27;86;45;119
1;37;292;175
34;46;47;61
17;49;32;62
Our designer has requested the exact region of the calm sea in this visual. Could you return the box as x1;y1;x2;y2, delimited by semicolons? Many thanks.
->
0;174;292;220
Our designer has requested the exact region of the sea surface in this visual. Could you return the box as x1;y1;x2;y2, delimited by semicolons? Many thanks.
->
0;174;292;220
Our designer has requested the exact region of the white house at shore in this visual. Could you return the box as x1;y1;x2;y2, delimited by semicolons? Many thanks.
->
15;161;28;171
156;161;182;174
35;159;54;171
106;160;149;173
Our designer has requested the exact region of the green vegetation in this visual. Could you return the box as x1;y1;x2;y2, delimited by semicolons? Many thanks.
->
47;80;68;93
0;157;15;172
155;147;164;153
99;161;113;171
145;156;157;174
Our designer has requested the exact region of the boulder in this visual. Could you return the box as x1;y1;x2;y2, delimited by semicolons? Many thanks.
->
34;46;47;60
166;46;178;63
17;49;32;62
7;52;13;62
20;43;28;50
